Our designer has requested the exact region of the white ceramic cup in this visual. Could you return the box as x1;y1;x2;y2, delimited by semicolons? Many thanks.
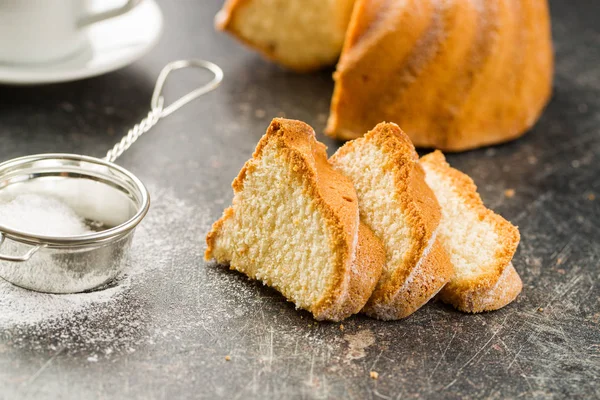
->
0;0;141;64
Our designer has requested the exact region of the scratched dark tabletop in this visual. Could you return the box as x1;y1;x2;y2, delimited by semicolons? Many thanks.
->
1;1;599;399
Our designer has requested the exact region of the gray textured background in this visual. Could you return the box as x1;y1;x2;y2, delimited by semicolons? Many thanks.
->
1;0;599;399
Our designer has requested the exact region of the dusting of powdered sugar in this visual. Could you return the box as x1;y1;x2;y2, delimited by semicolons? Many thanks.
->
0;184;211;352
0;278;128;327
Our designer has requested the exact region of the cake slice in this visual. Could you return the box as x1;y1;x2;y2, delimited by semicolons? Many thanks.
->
205;118;385;321
330;123;453;320
420;151;522;312
215;0;356;72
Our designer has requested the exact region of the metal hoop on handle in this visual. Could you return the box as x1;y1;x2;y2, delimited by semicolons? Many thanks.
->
152;59;224;118
104;59;224;163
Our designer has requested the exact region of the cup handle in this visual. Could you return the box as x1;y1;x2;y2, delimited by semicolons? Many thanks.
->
0;232;43;262
77;0;142;28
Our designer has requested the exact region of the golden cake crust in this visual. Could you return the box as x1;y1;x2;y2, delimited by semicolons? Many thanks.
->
331;123;453;320
206;118;384;321
366;236;452;320
420;150;522;312
326;0;554;151
348;222;387;318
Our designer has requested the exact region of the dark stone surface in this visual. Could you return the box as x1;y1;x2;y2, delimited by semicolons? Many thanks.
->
1;0;599;399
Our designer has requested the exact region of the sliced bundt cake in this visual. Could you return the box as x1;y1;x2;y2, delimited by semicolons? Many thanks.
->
420;151;522;312
330;123;453;320
215;0;356;72
206;118;385;321
326;0;554;151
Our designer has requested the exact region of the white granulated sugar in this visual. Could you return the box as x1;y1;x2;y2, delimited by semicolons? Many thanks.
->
0;194;92;237
0;185;211;351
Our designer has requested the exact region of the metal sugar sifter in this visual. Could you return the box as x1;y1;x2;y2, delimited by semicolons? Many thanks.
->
0;59;223;294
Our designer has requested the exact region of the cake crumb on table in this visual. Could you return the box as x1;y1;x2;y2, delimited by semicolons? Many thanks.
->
538;307;544;313
225;355;231;361
340;324;344;331
504;189;516;198
370;371;379;380
587;193;596;201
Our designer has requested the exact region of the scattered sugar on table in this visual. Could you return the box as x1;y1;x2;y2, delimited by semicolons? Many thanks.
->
0;194;93;237
0;185;214;355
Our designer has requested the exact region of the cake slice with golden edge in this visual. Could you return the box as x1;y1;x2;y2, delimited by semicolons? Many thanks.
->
205;118;385;321
330;123;453;320
420;151;522;312
215;0;356;72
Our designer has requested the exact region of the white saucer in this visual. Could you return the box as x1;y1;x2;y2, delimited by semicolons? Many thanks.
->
0;0;163;85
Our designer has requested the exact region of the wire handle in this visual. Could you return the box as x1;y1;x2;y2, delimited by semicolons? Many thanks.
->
0;232;43;262
104;59;224;163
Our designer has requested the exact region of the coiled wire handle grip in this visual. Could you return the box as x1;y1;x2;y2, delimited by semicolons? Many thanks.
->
104;60;224;163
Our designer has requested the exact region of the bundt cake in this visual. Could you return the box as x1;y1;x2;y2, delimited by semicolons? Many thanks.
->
205;118;386;321
326;0;554;151
215;0;356;72
330;123;453;320
420;151;522;312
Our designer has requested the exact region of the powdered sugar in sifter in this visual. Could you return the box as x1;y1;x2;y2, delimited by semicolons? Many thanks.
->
0;59;223;294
